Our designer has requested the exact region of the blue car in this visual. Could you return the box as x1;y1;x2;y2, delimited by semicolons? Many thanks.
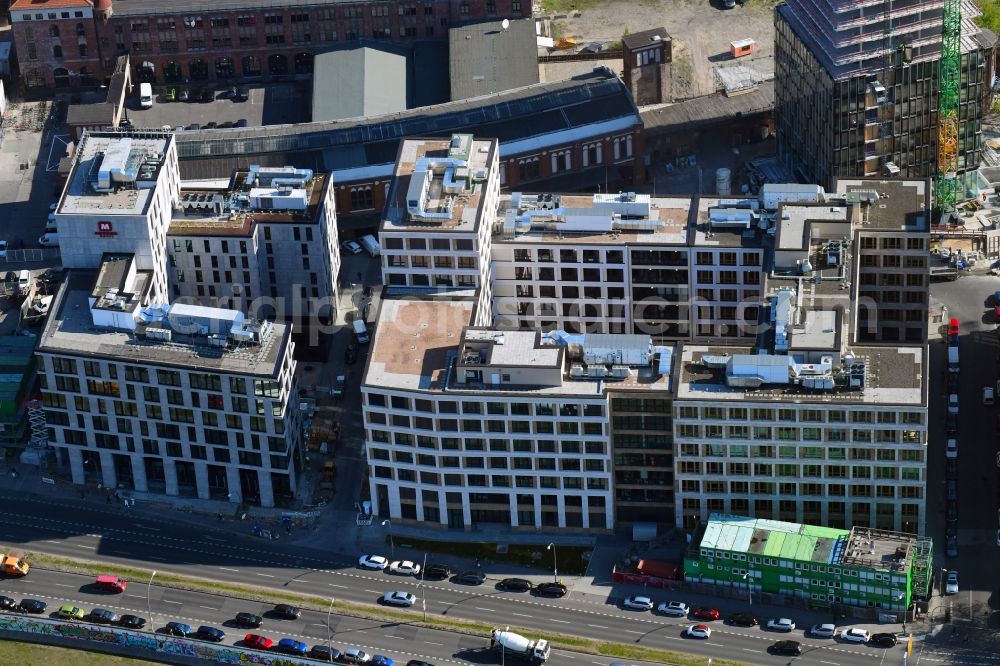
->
372;656;395;666
165;622;192;637
276;638;308;655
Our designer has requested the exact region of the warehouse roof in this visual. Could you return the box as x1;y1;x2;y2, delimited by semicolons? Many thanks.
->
642;79;773;134
312;47;408;122
449;18;539;101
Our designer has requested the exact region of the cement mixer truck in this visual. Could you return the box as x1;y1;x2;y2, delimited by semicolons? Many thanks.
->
490;628;550;664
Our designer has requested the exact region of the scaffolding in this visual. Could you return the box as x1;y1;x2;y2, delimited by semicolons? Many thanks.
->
935;0;962;212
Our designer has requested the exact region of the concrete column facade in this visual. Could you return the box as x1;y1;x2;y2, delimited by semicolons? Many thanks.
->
556;494;567;528
130;456;148;492
98;451;117;490
68;448;85;485
257;469;274;508
461;492;472;528
533;495;542;530
226;466;242;504
509;495;519;527
194;462;210;500
163;460;179;496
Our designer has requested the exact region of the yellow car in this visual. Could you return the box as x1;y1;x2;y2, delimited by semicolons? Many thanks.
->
58;605;84;620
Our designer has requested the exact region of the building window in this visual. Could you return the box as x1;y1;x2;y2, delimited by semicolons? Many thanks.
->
49;25;59;37
52;45;63;59
350;186;374;210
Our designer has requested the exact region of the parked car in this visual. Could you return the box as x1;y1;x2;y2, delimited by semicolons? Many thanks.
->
89;608;119;624
234;86;250;102
871;633;898;648
244;634;273;650
342;240;363;255
453;571;486;585
421;564;450;580
164;87;177;102
946;438;958;459
179;88;190;102
381;591;416;608
344;343;358;365
946;570;959;594
198;88;214;103
165;622;192;637
358;554;389;570
692;607;720;621
685;624;712;639
840;628;870;643
766;618;796;632
272;604;300;619
622;596;654;611
18;599;47;614
809;623;836;638
770;640;802;655
535;581;568;597
388;560;422;576
58;605;85;620
497;578;532;592
948;393;959;415
946;413;958;434
949;318;959;336
204;121;218;130
118;614;146;629
235;612;263;628
275;638;308;655
727;612;759;627
372;656;395;666
0;240;7;259
0;596;16;611
656;601;689;617
343;647;373;664
310;645;343;661
195;626;226;642
38;232;59;247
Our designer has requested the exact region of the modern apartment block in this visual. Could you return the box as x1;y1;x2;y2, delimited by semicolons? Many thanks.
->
56;131;340;323
361;296;676;530
167;164;341;322
683;514;933;613
11;0;530;91
380;134;500;320
775;0;992;190
37;255;300;507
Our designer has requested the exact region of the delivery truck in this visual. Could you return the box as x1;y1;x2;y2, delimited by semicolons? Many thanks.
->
491;628;550;664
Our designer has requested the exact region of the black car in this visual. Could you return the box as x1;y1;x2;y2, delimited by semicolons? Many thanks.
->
234;86;249;102
179;88;191;102
454;571;486;585
195;626;226;642
497;578;532;592
535;582;568;598
235;612;263;628
0;596;16;610
220;86;237;99
186;123;202;131
219;121;235;129
871;633;898;648
406;661;435;666
770;640;802;656
89;608;119;624
273;604;300;619
18;599;47;614
40;268;65;284
198;88;214;103
5;271;16;283
421;564;450;581
344;343;358;365
728;612;760;627
310;645;342;661
118;614;147;629
945;413;958;434
204;121;218;130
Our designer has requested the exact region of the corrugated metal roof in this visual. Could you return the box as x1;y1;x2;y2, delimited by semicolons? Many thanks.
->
700;513;851;565
449;18;539;101
642;79;773;133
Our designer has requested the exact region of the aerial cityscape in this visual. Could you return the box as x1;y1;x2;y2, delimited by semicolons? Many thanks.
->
0;0;996;665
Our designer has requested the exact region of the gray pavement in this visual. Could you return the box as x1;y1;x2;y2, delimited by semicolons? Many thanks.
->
124;83;308;130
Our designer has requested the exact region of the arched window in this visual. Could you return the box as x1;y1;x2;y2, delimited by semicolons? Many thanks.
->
293;52;313;74
76;22;85;36
53;67;70;88
49;25;59;37
242;55;261;77
267;54;288;75
52;45;63;58
189;59;208;81
215;57;234;79
79;44;87;58
163;61;182;83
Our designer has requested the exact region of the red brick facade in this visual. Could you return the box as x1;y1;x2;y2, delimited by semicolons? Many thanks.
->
11;0;530;92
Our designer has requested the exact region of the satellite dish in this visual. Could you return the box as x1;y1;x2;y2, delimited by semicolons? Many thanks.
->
502;18;510;30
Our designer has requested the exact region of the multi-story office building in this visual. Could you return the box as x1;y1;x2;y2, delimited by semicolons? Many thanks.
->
12;0;530;92
168;164;341;322
37;254;300;507
361;296;676;530
775;0;991;190
684;514;933;612
380;134;500;319
56;131;340;323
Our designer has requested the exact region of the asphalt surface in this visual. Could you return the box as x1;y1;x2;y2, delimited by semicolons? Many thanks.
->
0;494;939;666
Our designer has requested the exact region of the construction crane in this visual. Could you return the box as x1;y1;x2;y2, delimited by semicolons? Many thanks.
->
935;0;962;214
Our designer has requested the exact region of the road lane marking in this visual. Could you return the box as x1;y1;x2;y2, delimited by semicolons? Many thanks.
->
254;573;275;578
819;662;840;665
218;567;239;572
510;612;532;618
473;607;495;612
423;642;443;646
46;540;61;544
74;544;92;549
53;583;72;588
328;584;348;589
199;606;215;610
162;600;181;605
743;648;759;653
549;619;571;624
624;629;644;635
204;536;224;542
364;590;381;595
587;624;608;629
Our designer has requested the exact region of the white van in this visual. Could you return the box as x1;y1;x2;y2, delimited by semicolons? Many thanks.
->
360;234;380;257
352;319;370;344
139;82;153;109
17;270;31;294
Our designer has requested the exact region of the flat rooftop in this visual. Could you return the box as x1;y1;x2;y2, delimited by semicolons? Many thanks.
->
776;203;850;251
833;178;929;232
694;196;768;248
39;271;287;377
60;133;172;216
677;343;925;405
382;137;494;233
494;193;691;245
699;514;847;565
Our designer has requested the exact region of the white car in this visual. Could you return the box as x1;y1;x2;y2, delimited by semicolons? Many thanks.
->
946;439;958;460
622;596;654;611
809;623;836;638
948;393;959;415
657;601;690;617
685;624;712;639
945;571;958;594
358;554;389;570
840;628;870;643
38;233;59;247
985;387;996;406
342;240;363;255
388;560;422;576
767;618;796;632
381;591;416;607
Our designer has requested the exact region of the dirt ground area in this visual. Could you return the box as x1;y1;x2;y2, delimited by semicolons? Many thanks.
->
545;0;777;98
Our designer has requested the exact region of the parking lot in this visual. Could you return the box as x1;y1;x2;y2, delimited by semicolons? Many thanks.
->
124;83;309;130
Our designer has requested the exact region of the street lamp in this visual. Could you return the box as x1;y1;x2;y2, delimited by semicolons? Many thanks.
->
146;570;157;628
546;543;558;583
326;597;335;654
382;520;393;557
742;568;753;606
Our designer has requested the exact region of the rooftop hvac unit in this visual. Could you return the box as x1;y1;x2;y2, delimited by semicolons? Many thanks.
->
146;328;172;341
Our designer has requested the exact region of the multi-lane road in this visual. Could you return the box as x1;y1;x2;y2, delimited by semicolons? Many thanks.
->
1;492;982;666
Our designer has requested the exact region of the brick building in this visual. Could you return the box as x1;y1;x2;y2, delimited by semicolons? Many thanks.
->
621;27;670;106
11;0;530;92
